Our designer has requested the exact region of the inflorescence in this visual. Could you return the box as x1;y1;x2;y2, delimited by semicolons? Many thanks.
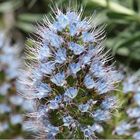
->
18;6;120;139
0;31;34;139
114;71;140;140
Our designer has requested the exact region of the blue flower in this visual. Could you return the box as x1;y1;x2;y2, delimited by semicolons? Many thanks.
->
133;131;140;140
77;20;89;31
90;60;105;77
0;122;9;132
56;13;69;29
134;93;140;105
69;62;81;76
66;11;79;24
114;121;131;135
69;42;84;55
96;78;112;94
0;83;10;96
48;100;59;110
80;46;95;67
90;123;103;133
84;74;95;89
40;61;55;75
9;95;23;106
0;104;11;114
127;107;140;118
18;8;119;139
44;30;63;48
64;87;78;99
92;109;111;121
50;72;65;86
101;96;117;109
38;44;51;61
78;103;89;112
54;95;63;103
69;23;78;36
10;114;23;125
83;128;93;138
45;124;59;138
123;82;134;93
63;115;75;127
82;32;94;43
52;21;63;32
36;82;52;99
87;99;97;106
55;48;67;64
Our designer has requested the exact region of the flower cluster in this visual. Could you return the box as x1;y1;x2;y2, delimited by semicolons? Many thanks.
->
18;7;119;139
0;31;34;139
114;70;140;139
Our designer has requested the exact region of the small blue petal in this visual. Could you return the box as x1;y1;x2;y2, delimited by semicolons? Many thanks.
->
96;79;111;94
101;96;117;109
32;68;43;83
81;54;92;66
10;114;23;125
10;95;23;106
0;122;9;132
55;48;67;64
78;104;89;112
127;107;140;118
50;72;65;86
87;99;97;106
90;60;105;77
69;62;81;76
69;42;84;55
0;104;11;114
115;121;131;135
49;100;59;110
44;30;63;48
82;32;94;43
80;46;95;66
45;124;59;137
84;74;95;89
55;95;63;103
83;128;93;138
123;82;134;93
91;123;103;133
133;131;140;140
92;109;111;121
63;116;74;127
66;11;79;24
69;23;78;36
38;44;51;61
40;61;55;75
56;13;69;29
134;93;140;105
36;82;52;98
52;21;63;32
0;83;10;96
77;20;89;31
64;87;78;99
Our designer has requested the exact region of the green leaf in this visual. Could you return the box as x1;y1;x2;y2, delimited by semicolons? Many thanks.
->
114;32;140;51
18;13;44;22
16;21;35;32
0;0;23;13
87;0;136;15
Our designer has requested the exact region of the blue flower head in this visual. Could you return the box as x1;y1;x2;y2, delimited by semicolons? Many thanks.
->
0;31;35;138
18;5;120;139
114;71;140;139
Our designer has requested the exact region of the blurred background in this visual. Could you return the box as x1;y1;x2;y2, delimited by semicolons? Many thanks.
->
0;0;140;139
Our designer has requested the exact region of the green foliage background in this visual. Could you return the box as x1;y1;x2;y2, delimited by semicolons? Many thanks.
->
0;0;140;138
